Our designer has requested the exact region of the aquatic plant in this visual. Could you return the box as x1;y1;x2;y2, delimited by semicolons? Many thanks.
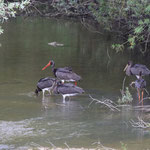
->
120;142;127;150
118;87;133;104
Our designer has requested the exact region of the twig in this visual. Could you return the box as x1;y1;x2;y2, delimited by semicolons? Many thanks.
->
144;88;149;96
89;95;120;111
47;140;56;149
130;116;150;129
30;142;41;147
64;142;70;149
142;96;150;101
81;18;103;34
121;76;126;95
30;5;43;15
107;48;111;60
92;140;117;150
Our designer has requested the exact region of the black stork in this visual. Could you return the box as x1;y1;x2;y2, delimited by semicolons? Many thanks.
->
35;77;56;97
42;60;81;83
124;61;150;79
53;81;85;103
130;72;146;105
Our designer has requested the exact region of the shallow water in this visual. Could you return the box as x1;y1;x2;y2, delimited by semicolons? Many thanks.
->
0;17;150;149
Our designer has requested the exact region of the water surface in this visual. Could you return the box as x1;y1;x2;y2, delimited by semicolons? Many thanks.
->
0;17;150;149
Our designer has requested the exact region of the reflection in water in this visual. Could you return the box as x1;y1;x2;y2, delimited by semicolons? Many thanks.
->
0;17;150;149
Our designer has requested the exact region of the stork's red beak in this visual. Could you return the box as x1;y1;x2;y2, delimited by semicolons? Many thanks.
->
42;61;51;70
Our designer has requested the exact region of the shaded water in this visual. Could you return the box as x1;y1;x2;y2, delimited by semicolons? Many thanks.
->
0;17;150;149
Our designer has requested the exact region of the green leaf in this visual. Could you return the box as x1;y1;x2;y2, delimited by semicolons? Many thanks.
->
112;44;124;53
145;5;150;12
138;20;144;25
144;18;150;24
134;26;143;34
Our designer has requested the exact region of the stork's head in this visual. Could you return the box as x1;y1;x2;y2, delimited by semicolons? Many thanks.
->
124;60;133;71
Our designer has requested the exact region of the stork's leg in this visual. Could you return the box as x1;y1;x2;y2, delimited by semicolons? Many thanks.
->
63;95;66;103
42;90;45;99
49;89;51;95
141;90;144;106
137;88;140;103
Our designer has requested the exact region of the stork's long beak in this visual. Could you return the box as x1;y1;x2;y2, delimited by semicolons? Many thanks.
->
42;61;51;70
123;64;128;71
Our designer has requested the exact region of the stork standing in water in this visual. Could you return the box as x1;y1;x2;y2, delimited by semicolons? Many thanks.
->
42;60;81;84
130;72;146;105
35;77;56;97
53;81;85;103
124;61;150;79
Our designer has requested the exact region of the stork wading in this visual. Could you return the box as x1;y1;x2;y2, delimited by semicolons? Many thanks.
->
42;60;81;84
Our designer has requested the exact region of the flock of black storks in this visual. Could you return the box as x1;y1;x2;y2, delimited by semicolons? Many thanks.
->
35;60;150;104
35;60;84;103
124;61;150;105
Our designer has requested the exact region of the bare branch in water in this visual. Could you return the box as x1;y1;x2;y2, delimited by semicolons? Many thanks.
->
64;142;70;149
30;142;41;147
144;88;149;96
89;95;120;111
130;116;150;129
121;76;126;96
107;48;111;60
31;139;117;150
92;139;117;150
47;140;57;149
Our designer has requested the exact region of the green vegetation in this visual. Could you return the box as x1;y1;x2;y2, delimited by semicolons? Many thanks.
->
0;0;30;35
28;0;150;54
1;0;150;54
120;142;127;150
89;0;150;53
118;87;133;104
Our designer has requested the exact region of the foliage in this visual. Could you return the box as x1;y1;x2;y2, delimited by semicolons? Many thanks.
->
0;0;30;35
112;44;124;53
89;0;150;53
50;0;150;53
118;87;133;104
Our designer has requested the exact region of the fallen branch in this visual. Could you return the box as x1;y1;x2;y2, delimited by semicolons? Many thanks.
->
89;95;120;111
121;76;126;95
130;116;150;129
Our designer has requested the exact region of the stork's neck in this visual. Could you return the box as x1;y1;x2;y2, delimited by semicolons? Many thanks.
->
126;65;132;76
52;68;57;77
52;67;55;72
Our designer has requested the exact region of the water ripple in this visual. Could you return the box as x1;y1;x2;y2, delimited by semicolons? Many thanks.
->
0;117;44;143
